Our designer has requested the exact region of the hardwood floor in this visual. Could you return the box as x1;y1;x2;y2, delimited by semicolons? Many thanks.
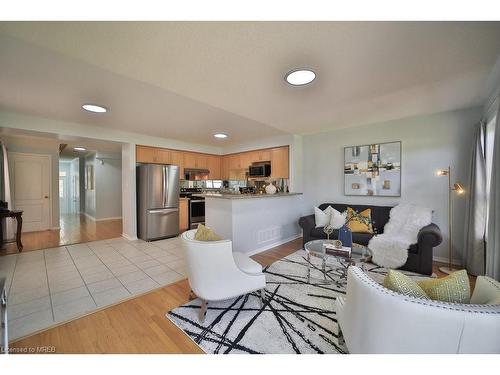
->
9;237;476;354
1;214;123;255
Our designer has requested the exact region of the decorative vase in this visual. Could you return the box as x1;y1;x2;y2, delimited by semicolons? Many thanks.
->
338;224;352;248
265;182;277;194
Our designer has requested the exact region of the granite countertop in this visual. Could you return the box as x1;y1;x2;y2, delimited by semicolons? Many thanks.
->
193;192;303;199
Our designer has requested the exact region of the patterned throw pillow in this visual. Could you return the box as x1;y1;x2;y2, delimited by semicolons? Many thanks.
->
383;270;430;299
346;207;374;233
194;224;222;241
418;269;471;304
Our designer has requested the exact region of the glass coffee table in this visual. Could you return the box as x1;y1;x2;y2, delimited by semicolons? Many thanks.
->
304;239;372;286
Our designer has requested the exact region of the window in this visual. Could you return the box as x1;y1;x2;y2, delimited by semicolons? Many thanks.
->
485;114;497;234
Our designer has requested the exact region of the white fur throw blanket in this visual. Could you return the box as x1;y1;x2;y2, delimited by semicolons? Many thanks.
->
369;204;432;269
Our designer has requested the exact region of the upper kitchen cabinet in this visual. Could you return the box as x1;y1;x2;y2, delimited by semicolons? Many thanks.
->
254;149;271;162
184;152;209;169
136;145;157;163
154;148;171;164
207;155;222;180
170;150;184;176
271;146;289;179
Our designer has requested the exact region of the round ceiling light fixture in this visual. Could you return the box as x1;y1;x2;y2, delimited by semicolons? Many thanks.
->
82;103;108;113
285;68;316;86
73;147;87;152
213;133;228;139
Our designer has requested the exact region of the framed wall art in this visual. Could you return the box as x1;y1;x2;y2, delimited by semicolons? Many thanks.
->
344;141;401;196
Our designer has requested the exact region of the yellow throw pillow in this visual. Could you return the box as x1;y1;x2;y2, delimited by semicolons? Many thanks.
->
194;224;222;241
383;270;430;299
346;207;374;234
418;269;470;304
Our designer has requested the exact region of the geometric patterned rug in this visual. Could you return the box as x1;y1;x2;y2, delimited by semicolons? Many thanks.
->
166;249;430;354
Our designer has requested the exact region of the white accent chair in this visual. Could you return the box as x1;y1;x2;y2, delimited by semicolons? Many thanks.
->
336;266;500;353
181;229;266;322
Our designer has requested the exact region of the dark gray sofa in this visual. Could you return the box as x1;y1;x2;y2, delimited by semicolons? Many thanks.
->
298;203;442;275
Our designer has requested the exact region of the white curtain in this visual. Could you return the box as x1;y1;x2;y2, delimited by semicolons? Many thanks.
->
463;122;487;276
486;104;500;280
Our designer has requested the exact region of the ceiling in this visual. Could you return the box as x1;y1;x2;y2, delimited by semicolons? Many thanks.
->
0;22;499;146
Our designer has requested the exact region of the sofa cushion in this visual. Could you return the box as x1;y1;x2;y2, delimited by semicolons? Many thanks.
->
233;252;263;275
319;203;392;234
314;206;331;227
346;207;374;234
470;276;500;305
194;224;222;241
383;270;430;299
352;233;373;246
418;269;470;304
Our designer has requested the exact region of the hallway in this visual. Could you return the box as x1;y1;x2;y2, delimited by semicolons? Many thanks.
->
1;214;122;255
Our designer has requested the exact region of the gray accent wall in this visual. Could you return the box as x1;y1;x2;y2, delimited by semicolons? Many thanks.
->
301;107;482;264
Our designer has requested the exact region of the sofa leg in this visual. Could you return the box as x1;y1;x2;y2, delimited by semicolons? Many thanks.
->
259;289;266;308
199;299;207;323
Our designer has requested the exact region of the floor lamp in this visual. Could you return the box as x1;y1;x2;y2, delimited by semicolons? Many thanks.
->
436;166;465;274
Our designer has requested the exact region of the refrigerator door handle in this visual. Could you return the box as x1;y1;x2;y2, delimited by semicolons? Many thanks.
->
162;166;167;208
148;208;179;214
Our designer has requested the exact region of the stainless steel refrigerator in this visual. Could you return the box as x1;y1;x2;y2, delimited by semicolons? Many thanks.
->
137;164;180;241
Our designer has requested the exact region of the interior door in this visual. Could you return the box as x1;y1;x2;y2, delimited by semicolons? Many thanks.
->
9;153;51;232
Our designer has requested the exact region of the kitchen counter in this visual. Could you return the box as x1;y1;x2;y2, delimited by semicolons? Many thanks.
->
193;192;302;199
204;192;303;255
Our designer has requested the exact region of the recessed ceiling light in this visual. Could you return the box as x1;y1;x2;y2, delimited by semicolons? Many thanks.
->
213;133;228;139
285;68;316;86
73;147;87;152
82;104;108;113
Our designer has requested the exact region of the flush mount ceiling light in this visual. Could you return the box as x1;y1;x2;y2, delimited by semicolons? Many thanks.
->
213;133;228;139
73;147;87;152
285;68;316;86
82;103;108;113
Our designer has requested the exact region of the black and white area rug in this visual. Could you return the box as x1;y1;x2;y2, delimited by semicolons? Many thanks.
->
166;250;430;354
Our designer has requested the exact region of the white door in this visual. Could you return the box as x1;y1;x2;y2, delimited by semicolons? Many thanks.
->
9;152;52;232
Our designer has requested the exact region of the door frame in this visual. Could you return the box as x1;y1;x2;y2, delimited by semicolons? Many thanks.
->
8;152;53;233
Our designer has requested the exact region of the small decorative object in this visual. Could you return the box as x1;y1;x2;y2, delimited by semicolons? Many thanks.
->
333;239;343;249
338;224;352;248
323;224;334;241
265;182;277;194
344;141;401;196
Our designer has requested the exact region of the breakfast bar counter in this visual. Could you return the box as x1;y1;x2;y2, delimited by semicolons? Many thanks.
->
202;192;304;255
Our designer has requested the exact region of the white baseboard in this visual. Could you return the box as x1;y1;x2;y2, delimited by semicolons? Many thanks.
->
95;216;122;222
122;233;138;241
81;212;96;221
50;226;60;230
245;234;302;256
433;255;462;266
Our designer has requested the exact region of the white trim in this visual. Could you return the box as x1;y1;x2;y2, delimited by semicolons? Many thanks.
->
245;234;302;256
95;216;122;222
81;212;96;221
432;255;462;266
122;233;138;241
50;226;60;230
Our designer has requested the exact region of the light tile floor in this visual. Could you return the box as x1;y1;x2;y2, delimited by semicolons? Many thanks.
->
0;236;186;341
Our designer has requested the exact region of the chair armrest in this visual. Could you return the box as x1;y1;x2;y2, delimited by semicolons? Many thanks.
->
418;223;442;247
298;214;316;231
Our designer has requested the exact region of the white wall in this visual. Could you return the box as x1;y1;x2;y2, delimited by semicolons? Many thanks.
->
94;152;122;220
3;135;60;229
301;107;482;264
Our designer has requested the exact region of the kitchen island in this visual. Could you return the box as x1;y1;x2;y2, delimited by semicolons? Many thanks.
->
195;192;304;255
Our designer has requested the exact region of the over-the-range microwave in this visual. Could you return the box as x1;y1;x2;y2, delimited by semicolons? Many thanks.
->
248;163;271;178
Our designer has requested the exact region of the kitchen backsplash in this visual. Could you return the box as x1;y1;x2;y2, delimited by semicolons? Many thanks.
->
180;178;289;192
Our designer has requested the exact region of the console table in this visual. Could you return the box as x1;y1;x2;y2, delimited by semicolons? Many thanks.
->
0;210;23;252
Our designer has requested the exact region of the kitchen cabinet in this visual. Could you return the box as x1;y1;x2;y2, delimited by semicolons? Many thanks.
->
221;156;229;180
255;149;271;162
184;152;209;169
179;198;189;232
207;155;221;180
170;150;184;176
271;146;289;178
155;148;171;164
136;145;157;163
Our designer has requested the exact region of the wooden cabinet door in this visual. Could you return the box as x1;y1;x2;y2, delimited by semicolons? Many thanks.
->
170;150;184;177
271;146;289;178
208;155;221;180
183;152;197;169
239;152;253;171
136;145;157;163
228;154;240;170
256;149;271;162
154;148;171;164
195;154;209;169
179;199;189;232
221;156;229;180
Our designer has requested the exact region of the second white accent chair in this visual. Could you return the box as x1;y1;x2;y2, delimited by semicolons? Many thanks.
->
181;229;266;322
